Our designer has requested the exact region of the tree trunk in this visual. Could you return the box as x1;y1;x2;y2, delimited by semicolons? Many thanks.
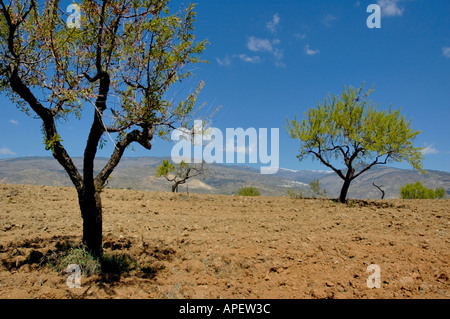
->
339;178;352;204
172;183;179;193
78;188;103;256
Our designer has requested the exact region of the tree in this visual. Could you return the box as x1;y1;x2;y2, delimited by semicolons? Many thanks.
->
0;0;207;256
286;83;424;203
400;181;445;199
156;159;206;193
308;179;327;199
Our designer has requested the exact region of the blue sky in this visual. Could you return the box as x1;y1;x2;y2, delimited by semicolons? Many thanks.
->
1;0;450;173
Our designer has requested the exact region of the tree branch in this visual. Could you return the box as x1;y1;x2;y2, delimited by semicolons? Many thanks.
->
309;149;345;180
95;126;154;188
8;67;83;191
352;153;391;180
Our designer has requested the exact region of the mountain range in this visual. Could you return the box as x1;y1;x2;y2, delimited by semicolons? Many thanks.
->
0;156;449;199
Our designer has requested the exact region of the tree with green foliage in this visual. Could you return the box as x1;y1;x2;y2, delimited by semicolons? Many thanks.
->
0;0;207;256
156;159;205;193
286;83;424;204
400;181;445;199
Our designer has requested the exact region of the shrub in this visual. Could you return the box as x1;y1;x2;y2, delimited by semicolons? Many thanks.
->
238;186;260;197
400;181;446;199
435;187;445;199
287;189;304;199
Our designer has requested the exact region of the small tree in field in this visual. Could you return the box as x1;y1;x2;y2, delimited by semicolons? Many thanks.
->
156;159;206;193
286;83;424;203
0;0;207;256
309;179;327;199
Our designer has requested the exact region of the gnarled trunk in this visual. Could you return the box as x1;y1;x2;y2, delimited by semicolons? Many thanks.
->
78;188;103;256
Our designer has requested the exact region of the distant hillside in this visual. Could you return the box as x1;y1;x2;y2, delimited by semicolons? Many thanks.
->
0;157;449;199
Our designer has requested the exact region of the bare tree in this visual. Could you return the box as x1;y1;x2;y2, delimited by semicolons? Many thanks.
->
373;182;385;200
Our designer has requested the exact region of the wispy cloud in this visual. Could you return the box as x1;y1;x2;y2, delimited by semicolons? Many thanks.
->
377;0;404;17
218;14;286;68
294;33;306;40
247;37;284;67
266;13;280;33
9;119;19;125
305;44;320;56
422;144;439;155
247;37;273;52
443;47;450;58
216;56;232;66
237;54;262;64
0;147;16;155
321;14;337;27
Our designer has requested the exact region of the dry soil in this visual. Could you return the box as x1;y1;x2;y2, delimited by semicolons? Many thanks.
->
0;184;449;299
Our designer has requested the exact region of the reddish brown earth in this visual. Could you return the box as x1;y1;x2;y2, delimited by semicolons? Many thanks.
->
0;183;449;299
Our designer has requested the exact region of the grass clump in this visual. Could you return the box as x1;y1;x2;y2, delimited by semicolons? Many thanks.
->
100;253;137;275
47;244;137;278
53;247;101;277
237;186;260;197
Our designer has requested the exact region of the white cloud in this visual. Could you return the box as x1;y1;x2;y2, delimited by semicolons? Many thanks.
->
321;14;337;27
305;44;320;56
237;54;262;64
9;119;19;125
247;37;273;52
377;0;404;17
422;145;439;155
266;13;280;33
0;147;16;155
443;47;450;58
273;48;283;60
216;56;232;66
246;37;285;67
294;33;306;40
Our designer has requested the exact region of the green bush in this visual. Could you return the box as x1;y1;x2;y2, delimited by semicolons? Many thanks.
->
238;186;260;197
400;181;446;199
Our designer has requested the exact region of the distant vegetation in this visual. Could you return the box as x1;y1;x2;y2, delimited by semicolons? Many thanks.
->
309;179;328;198
400;181;445;199
287;179;328;199
287;189;304;199
238;186;260;197
156;160;206;193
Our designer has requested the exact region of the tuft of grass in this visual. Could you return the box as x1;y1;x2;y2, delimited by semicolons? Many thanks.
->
100;253;137;275
51;247;102;277
237;186;260;197
47;245;137;278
